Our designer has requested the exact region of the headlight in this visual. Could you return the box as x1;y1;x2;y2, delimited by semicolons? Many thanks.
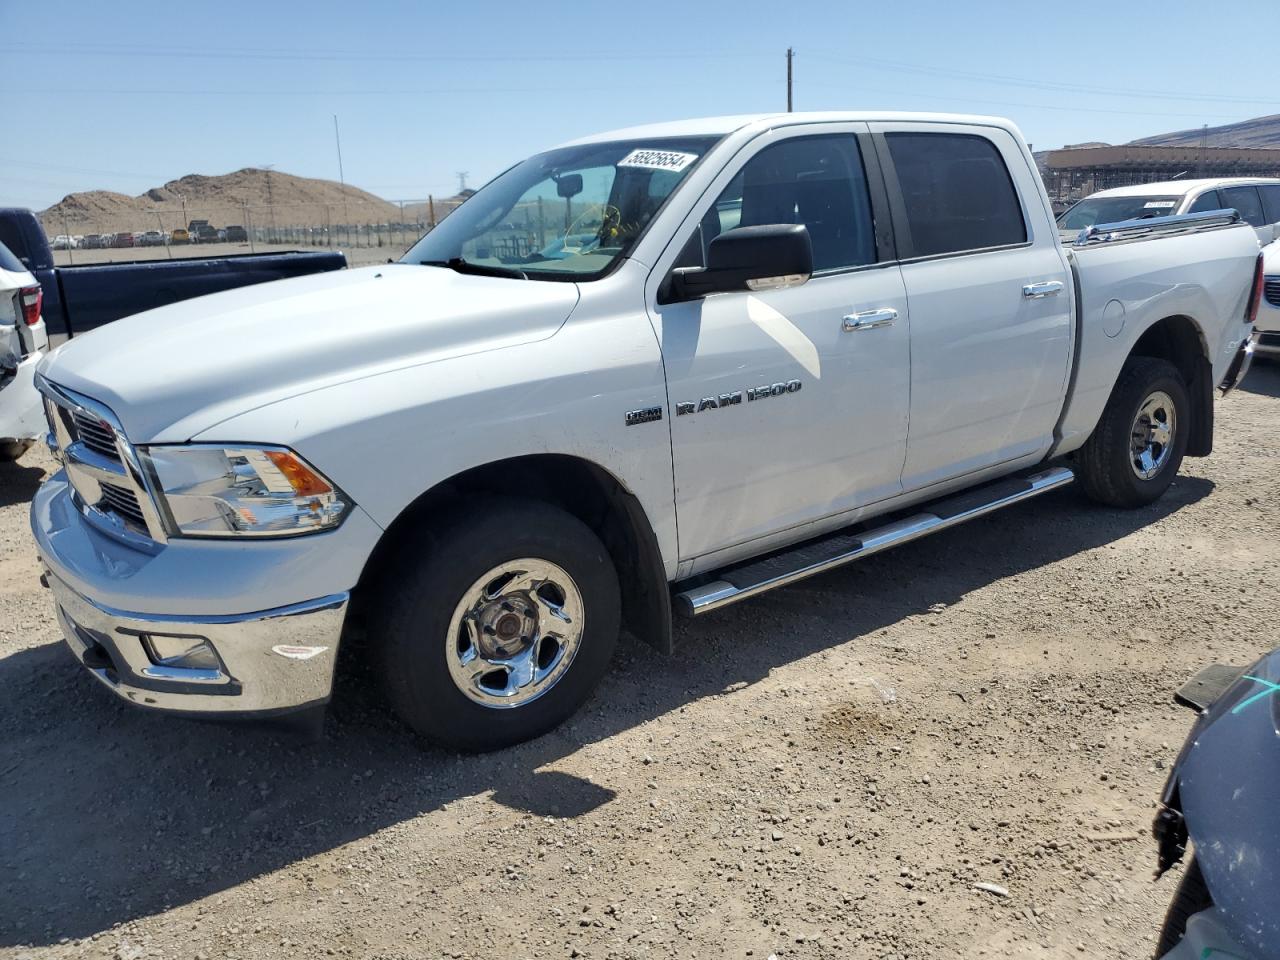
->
142;445;348;538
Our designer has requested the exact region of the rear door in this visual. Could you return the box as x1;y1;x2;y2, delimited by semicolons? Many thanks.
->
869;122;1072;492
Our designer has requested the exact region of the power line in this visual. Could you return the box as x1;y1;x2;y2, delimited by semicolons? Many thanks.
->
792;81;1257;121
10;42;765;64
803;50;1280;107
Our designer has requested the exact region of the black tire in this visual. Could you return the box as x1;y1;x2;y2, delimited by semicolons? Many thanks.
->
1077;356;1189;508
1155;856;1212;958
372;496;620;752
0;440;34;462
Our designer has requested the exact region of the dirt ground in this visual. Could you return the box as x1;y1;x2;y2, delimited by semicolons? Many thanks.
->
2;364;1278;960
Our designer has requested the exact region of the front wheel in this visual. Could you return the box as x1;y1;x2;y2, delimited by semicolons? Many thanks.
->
372;496;621;752
1078;356;1189;508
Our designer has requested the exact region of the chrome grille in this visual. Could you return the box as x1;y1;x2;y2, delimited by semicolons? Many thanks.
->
70;409;121;461
1264;277;1280;309
98;482;147;530
39;377;165;545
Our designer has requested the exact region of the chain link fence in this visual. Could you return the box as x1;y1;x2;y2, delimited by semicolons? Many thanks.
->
44;197;465;266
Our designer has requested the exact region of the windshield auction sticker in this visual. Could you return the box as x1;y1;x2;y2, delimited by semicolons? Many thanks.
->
618;149;698;172
1143;201;1177;209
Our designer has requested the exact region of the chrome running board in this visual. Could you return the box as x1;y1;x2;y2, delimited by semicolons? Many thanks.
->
673;466;1074;616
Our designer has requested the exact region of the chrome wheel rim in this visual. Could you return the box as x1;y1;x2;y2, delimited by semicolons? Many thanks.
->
446;559;584;709
1130;390;1176;481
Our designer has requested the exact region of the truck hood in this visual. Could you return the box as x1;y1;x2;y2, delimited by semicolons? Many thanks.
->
38;264;580;442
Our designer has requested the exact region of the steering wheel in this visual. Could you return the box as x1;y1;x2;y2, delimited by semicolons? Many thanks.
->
562;204;621;253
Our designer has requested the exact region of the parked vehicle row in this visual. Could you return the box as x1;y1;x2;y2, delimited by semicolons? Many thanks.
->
43;223;254;250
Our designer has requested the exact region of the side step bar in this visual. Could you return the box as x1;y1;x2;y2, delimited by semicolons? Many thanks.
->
674;466;1074;616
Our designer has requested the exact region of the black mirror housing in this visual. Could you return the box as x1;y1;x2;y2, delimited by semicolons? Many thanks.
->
555;173;584;199
666;224;813;302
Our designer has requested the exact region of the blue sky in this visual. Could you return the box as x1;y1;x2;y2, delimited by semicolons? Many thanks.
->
3;0;1277;210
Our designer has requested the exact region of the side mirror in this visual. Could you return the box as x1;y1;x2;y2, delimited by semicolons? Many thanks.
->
555;173;583;199
666;224;813;301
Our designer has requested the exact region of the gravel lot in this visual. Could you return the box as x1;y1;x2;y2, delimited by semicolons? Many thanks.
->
2;365;1278;960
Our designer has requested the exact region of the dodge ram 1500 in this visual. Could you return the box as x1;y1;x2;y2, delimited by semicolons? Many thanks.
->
29;112;1263;750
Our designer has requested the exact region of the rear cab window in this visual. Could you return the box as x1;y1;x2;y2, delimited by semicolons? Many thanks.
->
884;132;1026;257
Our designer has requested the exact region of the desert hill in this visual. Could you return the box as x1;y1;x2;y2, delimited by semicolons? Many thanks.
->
40;168;405;236
1131;114;1280;149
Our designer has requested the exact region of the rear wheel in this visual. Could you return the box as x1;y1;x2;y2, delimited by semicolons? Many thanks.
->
372;496;620;751
1155;856;1212;958
1078;356;1189;508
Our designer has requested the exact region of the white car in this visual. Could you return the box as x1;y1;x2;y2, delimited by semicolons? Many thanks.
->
1254;240;1280;358
29;111;1262;751
49;235;76;251
0;240;48;459
1059;178;1280;245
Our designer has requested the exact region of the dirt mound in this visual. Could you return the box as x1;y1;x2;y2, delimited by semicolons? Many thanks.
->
40;168;403;236
1132;113;1280;149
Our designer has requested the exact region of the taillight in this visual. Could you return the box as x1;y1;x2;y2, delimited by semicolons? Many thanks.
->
1245;253;1265;326
18;285;41;326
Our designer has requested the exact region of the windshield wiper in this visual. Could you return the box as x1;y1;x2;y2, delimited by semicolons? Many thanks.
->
418;256;527;280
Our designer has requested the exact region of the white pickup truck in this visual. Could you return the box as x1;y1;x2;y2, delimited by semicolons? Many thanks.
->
30;112;1262;750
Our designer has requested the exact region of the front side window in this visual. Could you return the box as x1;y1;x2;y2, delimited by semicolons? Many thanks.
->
1221;186;1265;227
402;136;720;281
679;135;877;273
1186;191;1222;215
886;132;1027;257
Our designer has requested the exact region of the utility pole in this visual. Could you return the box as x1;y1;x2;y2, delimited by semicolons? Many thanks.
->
1197;123;1208;178
333;115;350;238
786;47;793;112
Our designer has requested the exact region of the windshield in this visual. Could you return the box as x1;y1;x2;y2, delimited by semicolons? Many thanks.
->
402;136;721;281
1058;195;1182;230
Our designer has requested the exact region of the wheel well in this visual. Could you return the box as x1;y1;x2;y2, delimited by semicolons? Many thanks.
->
352;455;673;654
1129;315;1213;457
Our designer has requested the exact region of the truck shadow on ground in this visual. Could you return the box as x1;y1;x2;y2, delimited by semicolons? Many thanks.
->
0;476;1213;946
0;458;44;510
1239;358;1280;399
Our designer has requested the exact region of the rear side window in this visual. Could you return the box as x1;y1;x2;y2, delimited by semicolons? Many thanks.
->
0;218;28;263
885;132;1027;257
1221;186;1265;227
1258;184;1280;224
680;135;877;273
1186;191;1222;214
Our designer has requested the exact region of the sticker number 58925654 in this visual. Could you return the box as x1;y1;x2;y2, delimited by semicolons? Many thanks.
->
618;149;698;172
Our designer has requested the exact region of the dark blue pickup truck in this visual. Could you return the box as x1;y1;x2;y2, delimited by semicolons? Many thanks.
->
0;208;347;340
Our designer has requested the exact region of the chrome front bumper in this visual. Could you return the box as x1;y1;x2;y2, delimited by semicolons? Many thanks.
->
44;568;348;715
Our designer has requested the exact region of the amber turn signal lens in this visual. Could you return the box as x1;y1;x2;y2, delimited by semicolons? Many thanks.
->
264;450;333;498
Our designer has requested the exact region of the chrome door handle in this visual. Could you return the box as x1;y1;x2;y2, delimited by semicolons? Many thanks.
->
842;307;898;332
1022;280;1065;299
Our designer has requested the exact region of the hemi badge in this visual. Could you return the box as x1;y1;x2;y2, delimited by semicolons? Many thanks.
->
625;406;663;426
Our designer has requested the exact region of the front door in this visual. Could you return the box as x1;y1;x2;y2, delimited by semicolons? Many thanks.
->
647;129;911;566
